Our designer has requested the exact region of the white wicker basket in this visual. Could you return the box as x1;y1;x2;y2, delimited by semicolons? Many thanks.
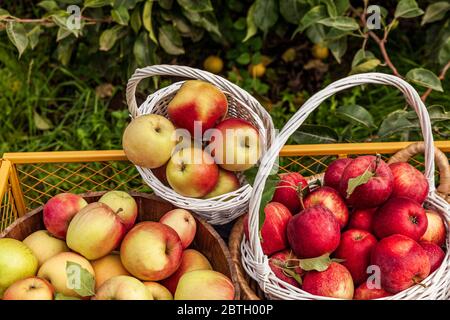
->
125;65;275;225
241;73;450;300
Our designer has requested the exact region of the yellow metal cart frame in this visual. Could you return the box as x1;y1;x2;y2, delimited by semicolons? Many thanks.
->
1;141;449;231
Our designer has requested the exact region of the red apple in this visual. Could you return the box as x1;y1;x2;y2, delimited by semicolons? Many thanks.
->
243;202;292;256
269;250;303;288
302;262;354;299
271;172;309;214
420;209;446;246
160;209;197;249
371;234;430;293
333;229;378;285
389;162;429;204
43;193;88;239
120;222;183;281
372;197;427;241
287;206;340;258
303;186;349;229
339;155;393;209
353;282;392;300
324;158;353;191
348;208;377;233
168;80;228;136
419;241;445;273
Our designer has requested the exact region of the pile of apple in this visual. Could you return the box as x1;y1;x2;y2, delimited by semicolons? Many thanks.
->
244;155;447;300
122;80;261;198
0;191;235;300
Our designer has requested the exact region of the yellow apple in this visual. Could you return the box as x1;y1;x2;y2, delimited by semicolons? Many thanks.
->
99;191;138;231
143;282;173;300
175;270;235;300
203;169;240;198
3;277;54;300
91;253;130;290
93;276;153;300
23;230;69;266
160;209;196;248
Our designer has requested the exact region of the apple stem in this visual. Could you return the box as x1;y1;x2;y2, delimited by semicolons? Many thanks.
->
374;154;381;173
115;208;124;215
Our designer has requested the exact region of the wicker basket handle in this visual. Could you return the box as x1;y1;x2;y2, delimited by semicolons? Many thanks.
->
248;73;436;256
125;64;261;118
388;142;450;196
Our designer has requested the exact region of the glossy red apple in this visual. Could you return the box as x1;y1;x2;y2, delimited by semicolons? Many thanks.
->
420;209;446;246
302;262;354;299
348;208;377;233
389;162;429;204
271;172;309;214
268;250;303;288
372;197;427;241
303;186;349;229
287;206;340;258
353;282;392;300
419;241;445;273
333;229;378;285
339;155;393;209
324;158;353;191
243;202;292;256
371;234;430;293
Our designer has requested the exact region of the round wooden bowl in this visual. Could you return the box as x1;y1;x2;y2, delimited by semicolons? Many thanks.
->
0;191;240;300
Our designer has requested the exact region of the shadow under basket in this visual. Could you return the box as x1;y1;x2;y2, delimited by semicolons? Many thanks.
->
0;191;240;300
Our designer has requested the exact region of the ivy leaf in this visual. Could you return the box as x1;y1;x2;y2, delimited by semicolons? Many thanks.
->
318;17;359;31
395;0;424;19
99;25;125;51
27;25;43;49
177;0;212;13
336;105;375;128
84;0;113;8
158;24;184;55
299;253;333;272
252;0;278;35
299;5;327;31
0;8;11;18
406;68;443;92
130;7;141;33
143;0;157;44
66;261;95;297
6;22;29;58
111;6;130;25
291;124;338;144
346;165;375;198
421;2;450;25
243;4;257;42
37;0;59;11
54;293;81;300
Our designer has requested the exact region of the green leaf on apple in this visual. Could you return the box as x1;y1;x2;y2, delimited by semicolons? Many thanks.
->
346;166;374;199
282;268;303;285
258;173;280;232
54;293;82;300
298;253;333;272
65;261;95;297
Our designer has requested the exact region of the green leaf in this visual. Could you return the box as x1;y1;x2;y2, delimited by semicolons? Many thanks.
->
350;58;381;75
335;0;350;15
318;17;359;31
351;49;376;68
244;167;258;186
328;36;347;63
99;25;125;51
143;0;157;44
336;105;375;128
299;253;333;272
54;293;81;300
27;25;43;49
236;52;250;65
325;27;350;41
84;0;112;8
130;7;141;33
304;24;325;43
6;22;29;58
0;8;11;18
243;4;257;42
38;0;59;11
259;174;280;231
378;110;417;137
291;124;338;144
346;165;375;198
407;105;450;123
34;110;53;130
57;27;72;41
322;0;337;18
280;0;306;24
158;24;184;55
253;0;278;35
438;37;450;66
182;10;221;37
111;6;130;25
66;261;95;297
177;0;212;12
299;5;327;31
406;68;443;92
395;0;424;19
421;2;450;25
56;38;75;66
159;0;173;10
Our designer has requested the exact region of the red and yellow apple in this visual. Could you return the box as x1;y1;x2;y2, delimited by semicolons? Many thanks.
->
120;222;183;281
122;114;176;169
174;270;235;300
203;169;240;198
160;209;197;249
271;172;309;214
93;275;153;300
91;253;131;290
66;202;125;260
389;162;429;204
43;193;88;239
3;277;54;300
419;241;445;273
420;209;446;246
143;282;173;300
99;191;138;231
23;230;69;266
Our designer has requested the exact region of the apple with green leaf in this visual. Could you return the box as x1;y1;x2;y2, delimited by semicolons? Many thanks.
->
271;172;309;214
324;158;353;191
268;250;303;288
